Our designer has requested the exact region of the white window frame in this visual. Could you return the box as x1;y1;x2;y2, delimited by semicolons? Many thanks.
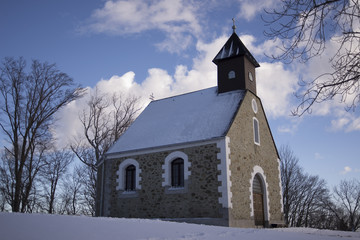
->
253;117;260;145
116;158;141;191
162;151;191;189
252;98;258;113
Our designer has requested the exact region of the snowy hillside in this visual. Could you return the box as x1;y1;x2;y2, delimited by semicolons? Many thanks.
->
0;212;359;240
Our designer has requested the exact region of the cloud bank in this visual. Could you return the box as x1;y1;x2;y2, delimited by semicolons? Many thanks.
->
81;0;202;53
58;0;359;148
54;32;302;147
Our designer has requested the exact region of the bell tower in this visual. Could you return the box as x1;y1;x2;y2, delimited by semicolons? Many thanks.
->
213;20;260;94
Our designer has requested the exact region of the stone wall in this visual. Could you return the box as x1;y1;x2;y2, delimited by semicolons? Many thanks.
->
227;91;284;227
104;143;226;221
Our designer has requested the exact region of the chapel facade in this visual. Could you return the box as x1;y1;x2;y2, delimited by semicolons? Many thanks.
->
95;26;284;228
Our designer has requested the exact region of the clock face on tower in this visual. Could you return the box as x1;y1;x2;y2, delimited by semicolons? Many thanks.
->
248;71;253;81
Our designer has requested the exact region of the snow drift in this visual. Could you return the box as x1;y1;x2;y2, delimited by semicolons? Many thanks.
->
0;212;359;240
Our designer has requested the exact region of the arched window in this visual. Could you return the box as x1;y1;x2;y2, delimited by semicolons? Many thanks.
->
116;159;141;191
171;158;184;187
162;151;190;190
125;165;136;191
253;117;260;145
228;70;235;79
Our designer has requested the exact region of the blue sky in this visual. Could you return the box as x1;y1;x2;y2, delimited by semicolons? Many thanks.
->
1;0;359;188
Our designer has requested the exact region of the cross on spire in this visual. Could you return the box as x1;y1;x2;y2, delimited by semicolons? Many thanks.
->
232;18;236;33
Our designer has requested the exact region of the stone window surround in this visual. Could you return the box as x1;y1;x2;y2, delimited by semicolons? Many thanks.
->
162;151;191;192
116;158;142;192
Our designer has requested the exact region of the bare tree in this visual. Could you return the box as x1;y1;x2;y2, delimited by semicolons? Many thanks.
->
0;57;84;212
279;145;302;225
58;165;85;215
263;0;360;115
72;90;139;169
39;148;73;214
327;179;360;231
0;150;14;211
71;89;140;215
79;164;97;215
279;145;330;227
290;174;329;228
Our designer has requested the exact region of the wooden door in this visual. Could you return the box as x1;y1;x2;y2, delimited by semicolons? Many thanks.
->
253;193;265;226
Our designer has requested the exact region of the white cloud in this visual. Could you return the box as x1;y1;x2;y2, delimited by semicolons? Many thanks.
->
347;117;360;132
54;33;309;148
334;115;360;132
277;123;298;134
233;34;300;118
257;62;299;118
55;23;360;149
237;0;280;21
53;35;225;148
52;72;143;148
340;166;352;175
260;28;360;132
330;117;350;131
81;0;202;53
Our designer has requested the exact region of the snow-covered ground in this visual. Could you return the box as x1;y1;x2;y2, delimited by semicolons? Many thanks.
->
0;212;359;240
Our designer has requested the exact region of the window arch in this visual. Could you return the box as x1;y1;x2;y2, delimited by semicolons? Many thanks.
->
116;159;141;191
253;117;260;145
162;151;191;188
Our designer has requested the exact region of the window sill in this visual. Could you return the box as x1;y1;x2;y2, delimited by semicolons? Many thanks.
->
122;190;136;194
164;185;187;194
169;187;185;190
118;190;138;198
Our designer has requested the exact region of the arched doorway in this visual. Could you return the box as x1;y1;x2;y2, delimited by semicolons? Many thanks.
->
252;174;265;227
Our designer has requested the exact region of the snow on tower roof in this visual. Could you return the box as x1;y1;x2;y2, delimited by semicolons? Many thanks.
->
213;32;260;67
107;87;245;155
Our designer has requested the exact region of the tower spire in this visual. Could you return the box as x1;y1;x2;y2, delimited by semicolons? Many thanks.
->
232;18;236;33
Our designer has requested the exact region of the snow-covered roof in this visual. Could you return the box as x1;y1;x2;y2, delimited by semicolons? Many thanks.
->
107;87;245;154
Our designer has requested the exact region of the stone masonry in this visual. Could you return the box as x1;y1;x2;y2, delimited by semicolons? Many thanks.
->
104;143;229;224
226;91;284;227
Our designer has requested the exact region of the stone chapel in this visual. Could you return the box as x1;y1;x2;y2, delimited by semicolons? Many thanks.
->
96;25;284;228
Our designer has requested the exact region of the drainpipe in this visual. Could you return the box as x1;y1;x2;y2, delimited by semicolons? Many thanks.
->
99;157;105;216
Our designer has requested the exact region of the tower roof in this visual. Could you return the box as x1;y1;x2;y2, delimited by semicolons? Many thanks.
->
212;32;260;67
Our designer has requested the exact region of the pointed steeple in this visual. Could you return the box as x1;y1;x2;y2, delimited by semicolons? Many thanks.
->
213;32;259;67
213;23;260;94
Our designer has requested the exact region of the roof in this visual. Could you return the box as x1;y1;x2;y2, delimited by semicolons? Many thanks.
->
107;87;245;154
213;32;260;67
